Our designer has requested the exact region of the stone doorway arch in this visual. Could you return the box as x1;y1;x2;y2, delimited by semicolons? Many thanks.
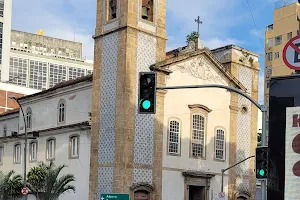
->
130;183;154;200
234;191;251;200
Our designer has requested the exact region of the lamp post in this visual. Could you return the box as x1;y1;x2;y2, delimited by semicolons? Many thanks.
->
9;96;28;200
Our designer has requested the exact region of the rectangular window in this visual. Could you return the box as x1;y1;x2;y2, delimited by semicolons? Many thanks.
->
107;0;117;21
86;69;93;75
215;129;225;160
70;136;79;157
141;0;154;22
267;52;272;61
275;35;282;46
49;64;67;88
30;142;37;161
168;120;180;154
0;0;4;17
9;57;28;87
47;139;55;160
14;144;21;163
29;60;47;90
267;38;273;48
0;147;3;163
267;80;270;88
275;52;280;59
68;67;85;81
267;67;272;75
288;32;292;40
191;114;205;158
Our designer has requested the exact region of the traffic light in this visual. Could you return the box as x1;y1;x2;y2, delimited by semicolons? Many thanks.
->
138;72;156;114
256;146;268;180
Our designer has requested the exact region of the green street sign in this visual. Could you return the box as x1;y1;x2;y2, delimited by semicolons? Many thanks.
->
100;194;130;200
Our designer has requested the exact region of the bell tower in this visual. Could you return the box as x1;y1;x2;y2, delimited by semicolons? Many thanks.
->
89;0;167;199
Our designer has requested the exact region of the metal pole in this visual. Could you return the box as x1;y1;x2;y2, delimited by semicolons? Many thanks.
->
157;84;261;110
220;155;255;193
10;97;28;200
261;105;268;200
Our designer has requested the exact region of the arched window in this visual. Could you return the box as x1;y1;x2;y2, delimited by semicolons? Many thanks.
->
29;141;38;162
215;128;225;160
58;99;66;123
167;119;181;155
26;107;32;129
3;124;7;137
46;138;56;160
14;143;21;164
191;114;205;158
69;135;79;158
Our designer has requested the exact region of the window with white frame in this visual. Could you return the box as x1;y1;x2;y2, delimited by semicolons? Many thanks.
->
275;35;282;46
168;120;180;154
274;52;280;59
191;114;205;158
14;143;21;163
215;129;225;160
3;124;6;137
267;38;273;48
26;107;32;129
0;146;3;164
70;136;79;158
267;52;272;61
58;99;66;123
29;141;37;161
46;139;55;160
288;32;292;40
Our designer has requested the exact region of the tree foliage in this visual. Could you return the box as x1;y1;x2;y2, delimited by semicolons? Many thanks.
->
186;31;199;44
0;170;23;200
257;131;262;146
27;161;76;200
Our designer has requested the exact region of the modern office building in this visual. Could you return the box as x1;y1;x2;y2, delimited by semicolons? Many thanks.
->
2;30;93;90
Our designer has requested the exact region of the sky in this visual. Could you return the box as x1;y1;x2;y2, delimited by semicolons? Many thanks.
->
11;0;282;104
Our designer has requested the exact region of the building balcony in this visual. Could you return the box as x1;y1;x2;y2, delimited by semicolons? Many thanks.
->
266;24;273;31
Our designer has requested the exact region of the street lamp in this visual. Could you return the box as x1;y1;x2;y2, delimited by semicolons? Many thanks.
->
9;96;28;200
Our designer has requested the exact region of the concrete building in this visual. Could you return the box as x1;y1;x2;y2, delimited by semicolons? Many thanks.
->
2;30;93;90
0;0;13;82
89;1;260;200
264;0;300;105
0;75;92;200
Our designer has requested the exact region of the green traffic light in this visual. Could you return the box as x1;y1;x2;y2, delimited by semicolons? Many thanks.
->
142;100;151;109
259;169;265;176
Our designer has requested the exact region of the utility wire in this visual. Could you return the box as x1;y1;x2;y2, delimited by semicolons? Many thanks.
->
245;0;265;51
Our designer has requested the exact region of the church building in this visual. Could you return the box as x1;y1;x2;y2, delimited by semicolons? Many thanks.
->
89;1;260;200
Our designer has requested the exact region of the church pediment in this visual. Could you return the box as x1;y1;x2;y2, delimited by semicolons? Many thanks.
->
167;55;228;85
150;48;246;91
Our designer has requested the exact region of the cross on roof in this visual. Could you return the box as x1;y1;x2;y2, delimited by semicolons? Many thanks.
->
195;16;203;37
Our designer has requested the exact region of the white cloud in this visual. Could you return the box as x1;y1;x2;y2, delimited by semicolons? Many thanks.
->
203;38;244;49
12;0;95;60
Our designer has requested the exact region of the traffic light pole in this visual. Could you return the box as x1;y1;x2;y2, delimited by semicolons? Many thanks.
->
156;84;267;200
261;105;268;200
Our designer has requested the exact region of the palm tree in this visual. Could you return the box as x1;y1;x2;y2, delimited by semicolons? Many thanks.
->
27;161;76;200
0;170;23;200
